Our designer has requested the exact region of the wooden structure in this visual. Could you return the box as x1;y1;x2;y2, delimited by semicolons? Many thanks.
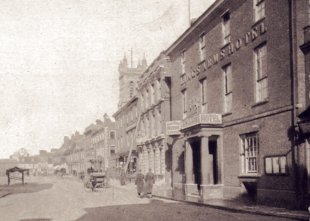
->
6;167;29;185
84;172;107;192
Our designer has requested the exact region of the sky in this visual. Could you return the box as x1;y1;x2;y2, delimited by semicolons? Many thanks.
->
0;0;215;158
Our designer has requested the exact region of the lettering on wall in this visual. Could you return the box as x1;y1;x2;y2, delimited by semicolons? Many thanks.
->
180;22;267;85
188;97;201;116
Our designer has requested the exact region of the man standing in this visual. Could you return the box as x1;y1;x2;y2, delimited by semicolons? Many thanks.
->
145;169;155;198
135;169;144;198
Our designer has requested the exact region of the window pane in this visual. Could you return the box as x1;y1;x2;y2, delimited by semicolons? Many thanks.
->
254;0;265;21
260;46;267;78
272;157;280;174
226;65;232;93
279;156;286;174
255;45;268;102
265;158;272;174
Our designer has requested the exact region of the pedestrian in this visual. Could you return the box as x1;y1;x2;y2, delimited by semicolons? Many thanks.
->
120;169;126;185
145;169;155;198
135;169;144;198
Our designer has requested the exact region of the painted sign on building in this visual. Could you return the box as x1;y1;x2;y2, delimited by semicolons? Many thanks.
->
182;113;222;129
166;121;182;136
181;22;267;86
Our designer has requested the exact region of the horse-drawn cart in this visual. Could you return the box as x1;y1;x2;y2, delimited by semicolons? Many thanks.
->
83;172;108;192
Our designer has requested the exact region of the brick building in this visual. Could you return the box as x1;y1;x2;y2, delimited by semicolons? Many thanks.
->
113;54;148;172
136;52;172;186
90;114;116;171
113;96;139;172
165;0;309;208
299;4;310;208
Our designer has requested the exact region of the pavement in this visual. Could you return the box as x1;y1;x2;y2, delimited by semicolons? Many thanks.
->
112;180;309;221
0;175;308;221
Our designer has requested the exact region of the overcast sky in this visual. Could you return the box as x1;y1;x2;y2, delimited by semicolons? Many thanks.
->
0;0;215;158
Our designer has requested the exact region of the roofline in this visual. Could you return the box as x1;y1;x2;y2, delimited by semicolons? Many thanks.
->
165;0;223;55
141;51;166;77
113;95;138;118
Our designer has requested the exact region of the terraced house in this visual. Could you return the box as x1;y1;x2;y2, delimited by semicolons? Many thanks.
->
136;52;172;188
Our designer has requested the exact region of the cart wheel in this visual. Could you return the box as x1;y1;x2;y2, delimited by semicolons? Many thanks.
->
93;183;105;192
84;181;92;192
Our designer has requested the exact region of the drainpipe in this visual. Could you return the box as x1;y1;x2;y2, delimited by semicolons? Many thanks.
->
288;0;299;206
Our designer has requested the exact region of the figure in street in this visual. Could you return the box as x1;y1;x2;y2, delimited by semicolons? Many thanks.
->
120;169;126;185
145;169;155;198
135;169;144;198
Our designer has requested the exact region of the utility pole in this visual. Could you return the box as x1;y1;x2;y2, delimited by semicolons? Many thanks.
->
130;48;133;68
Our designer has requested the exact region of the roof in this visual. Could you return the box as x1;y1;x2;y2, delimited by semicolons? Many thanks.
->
113;95;138;118
165;0;223;56
6;166;29;173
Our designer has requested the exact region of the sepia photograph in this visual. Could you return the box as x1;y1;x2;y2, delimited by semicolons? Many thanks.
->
0;0;310;220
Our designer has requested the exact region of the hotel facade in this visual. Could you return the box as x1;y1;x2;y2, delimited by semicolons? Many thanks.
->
165;0;310;208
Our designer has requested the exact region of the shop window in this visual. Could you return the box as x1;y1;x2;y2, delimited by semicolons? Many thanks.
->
254;44;268;103
240;132;259;174
222;12;230;45
200;78;207;113
254;0;265;22
265;156;287;175
199;33;206;61
223;64;232;113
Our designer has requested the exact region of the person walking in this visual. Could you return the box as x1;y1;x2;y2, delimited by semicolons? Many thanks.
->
135;169;144;198
145;169;155;198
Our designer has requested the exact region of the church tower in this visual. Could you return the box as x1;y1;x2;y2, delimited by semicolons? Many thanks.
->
118;51;147;108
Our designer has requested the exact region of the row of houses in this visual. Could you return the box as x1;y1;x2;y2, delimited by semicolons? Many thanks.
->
0;149;58;176
112;0;310;209
53;113;117;175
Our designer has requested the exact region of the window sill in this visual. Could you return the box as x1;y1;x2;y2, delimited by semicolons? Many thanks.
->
238;174;261;182
221;42;230;50
265;173;288;177
252;17;265;28
252;100;269;108
222;112;232;117
198;59;206;65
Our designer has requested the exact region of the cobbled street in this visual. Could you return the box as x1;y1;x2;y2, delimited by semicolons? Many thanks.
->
0;176;300;221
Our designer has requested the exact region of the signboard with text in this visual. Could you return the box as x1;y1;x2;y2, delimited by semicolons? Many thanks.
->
182;113;222;129
166;121;182;136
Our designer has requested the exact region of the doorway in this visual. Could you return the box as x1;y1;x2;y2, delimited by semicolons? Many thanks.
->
209;140;219;184
191;140;201;190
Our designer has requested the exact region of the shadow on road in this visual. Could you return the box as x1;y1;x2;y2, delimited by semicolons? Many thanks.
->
74;199;206;221
20;219;51;221
0;183;53;196
73;198;298;221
